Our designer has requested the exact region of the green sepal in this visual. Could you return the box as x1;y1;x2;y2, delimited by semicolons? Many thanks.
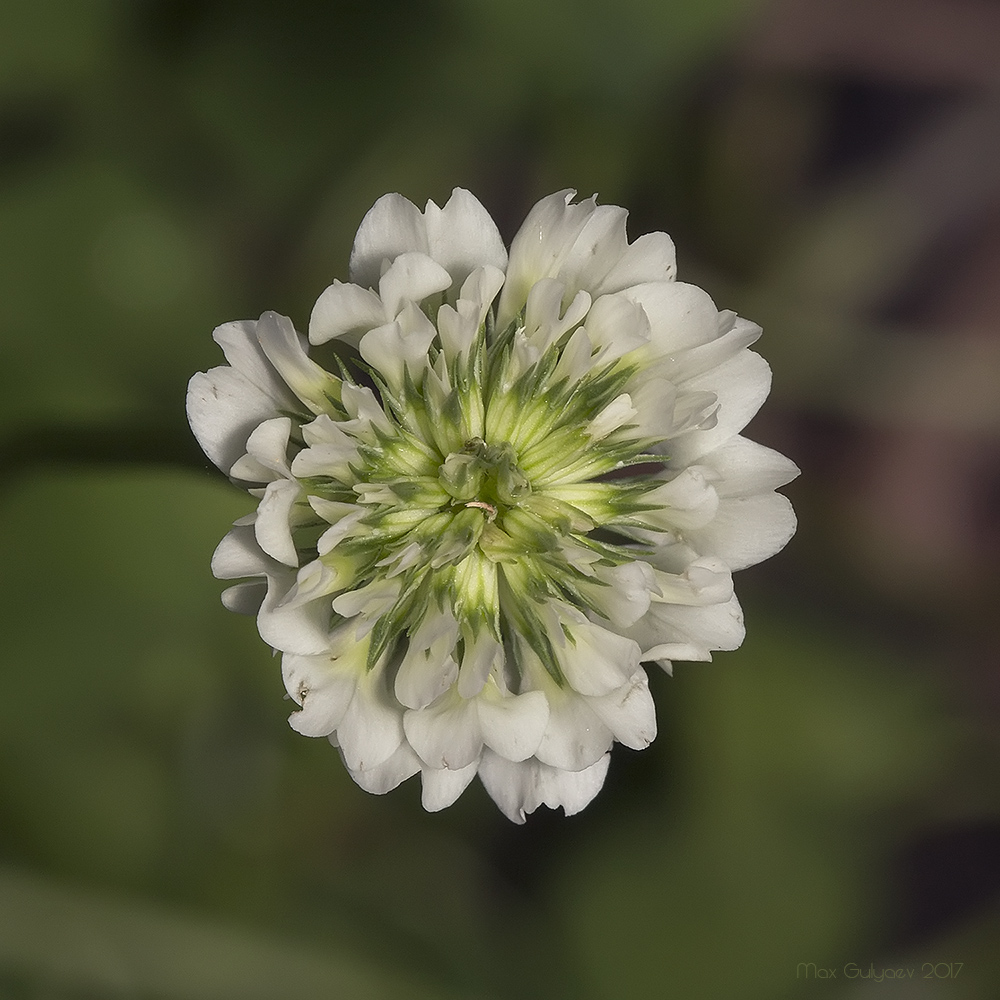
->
429;507;486;569
366;567;433;669
450;550;501;636
520;494;595;534
438;451;486;502
497;564;564;686
498;507;561;554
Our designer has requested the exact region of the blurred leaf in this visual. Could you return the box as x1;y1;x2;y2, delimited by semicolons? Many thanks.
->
562;811;857;1000
0;864;464;1000
0;0;118;96
0;467;269;884
681;613;955;810
0;158;225;437
451;0;761;105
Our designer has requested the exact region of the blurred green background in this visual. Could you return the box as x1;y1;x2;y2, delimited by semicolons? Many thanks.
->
2;1;999;997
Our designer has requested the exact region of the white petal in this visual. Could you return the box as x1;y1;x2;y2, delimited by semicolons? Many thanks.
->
668;350;772;464
504;331;541;385
460;264;506;322
476;751;534;824
212;319;300;410
685;492;797;571
557;617;641;697
377;251;452;319
534;754;611;816
586;392;638;441
331;576;400;621
395;650;460;712
186;368;281;475
220;581;265;615
220;530;331;656
255;311;341;415
349;193;429;289
420;760;479;812
698;435;800;497
632;593;745;662
627;281;720;354
650;556;733;606
626;377;677;442
477;749;611;823
424;188;508;286
315;509;366;556
340;382;394;434
374;540;423;577
290;442;359;484
476;688;549;762
598;231;676;292
359;314;435;390
663;389;720;439
257;579;332;655
244;416;292;475
291;414;361;482
558;204;630;296
586;669;657;750
308;281;385;346
395;618;460;710
583;292;651;363
497;190;595;329
253;478;301;566
552;327;599;384
228;452;272;484
211;524;275;580
212;525;330;655
279;557;341;610
308;496;362;524
413;609;460;655
336;667;405;772
535;692;613;771
438;266;506;362
457;631;503;699
282;652;358;737
300;409;358;450
665;314;762;382
403;696;481;769
346;741;422;794
581;560;656;628
523;279;591;353
644;467;720;531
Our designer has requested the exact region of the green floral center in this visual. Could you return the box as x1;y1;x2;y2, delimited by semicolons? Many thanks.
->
439;438;530;516
300;316;665;680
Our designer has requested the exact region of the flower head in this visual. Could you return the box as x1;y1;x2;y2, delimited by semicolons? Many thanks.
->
187;189;797;822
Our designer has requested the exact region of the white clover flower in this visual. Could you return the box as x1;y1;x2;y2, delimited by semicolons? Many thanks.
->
187;189;797;822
